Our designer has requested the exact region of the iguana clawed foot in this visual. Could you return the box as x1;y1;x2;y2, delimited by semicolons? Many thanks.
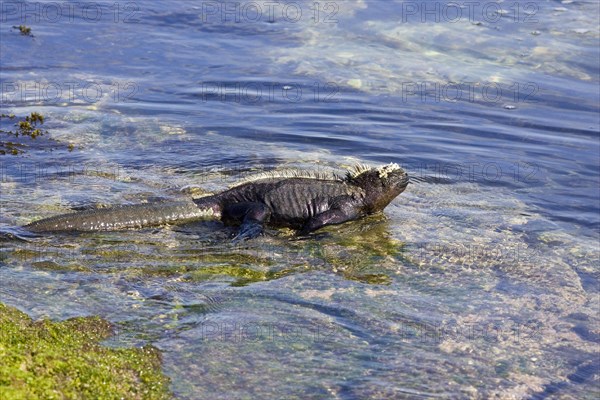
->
232;220;264;243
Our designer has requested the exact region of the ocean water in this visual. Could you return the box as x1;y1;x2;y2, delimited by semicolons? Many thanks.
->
1;1;599;398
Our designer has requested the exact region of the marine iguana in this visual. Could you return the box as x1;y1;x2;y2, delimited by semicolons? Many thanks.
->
24;163;409;240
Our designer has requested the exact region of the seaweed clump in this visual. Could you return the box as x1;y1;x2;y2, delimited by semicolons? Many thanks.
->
12;25;32;36
16;112;45;138
0;302;171;399
0;112;73;155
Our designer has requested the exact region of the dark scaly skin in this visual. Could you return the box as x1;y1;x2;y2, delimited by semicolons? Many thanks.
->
25;164;409;240
25;200;217;232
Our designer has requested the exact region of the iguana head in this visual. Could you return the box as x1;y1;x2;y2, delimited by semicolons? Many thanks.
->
346;163;409;213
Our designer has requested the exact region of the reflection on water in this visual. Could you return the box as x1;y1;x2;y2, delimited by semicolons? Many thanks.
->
1;1;598;398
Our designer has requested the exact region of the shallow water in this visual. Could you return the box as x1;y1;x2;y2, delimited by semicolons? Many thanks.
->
1;1;599;398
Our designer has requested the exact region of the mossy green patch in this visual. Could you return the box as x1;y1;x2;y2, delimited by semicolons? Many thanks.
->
343;273;393;285
30;261;91;272
293;218;405;284
183;265;295;286
0;303;171;399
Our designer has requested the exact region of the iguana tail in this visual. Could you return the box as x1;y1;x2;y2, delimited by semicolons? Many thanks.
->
26;199;219;233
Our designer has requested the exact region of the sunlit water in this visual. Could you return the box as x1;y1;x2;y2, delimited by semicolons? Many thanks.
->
1;1;599;398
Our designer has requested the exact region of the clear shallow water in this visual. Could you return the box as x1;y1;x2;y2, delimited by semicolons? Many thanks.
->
1;1;599;398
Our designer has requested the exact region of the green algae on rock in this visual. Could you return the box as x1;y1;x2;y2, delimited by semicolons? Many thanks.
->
0;303;171;399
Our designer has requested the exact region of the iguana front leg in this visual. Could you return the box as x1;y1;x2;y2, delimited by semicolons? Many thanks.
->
224;202;271;242
300;205;360;234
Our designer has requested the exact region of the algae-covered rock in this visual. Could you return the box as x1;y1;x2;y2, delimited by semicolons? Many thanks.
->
0;302;171;399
